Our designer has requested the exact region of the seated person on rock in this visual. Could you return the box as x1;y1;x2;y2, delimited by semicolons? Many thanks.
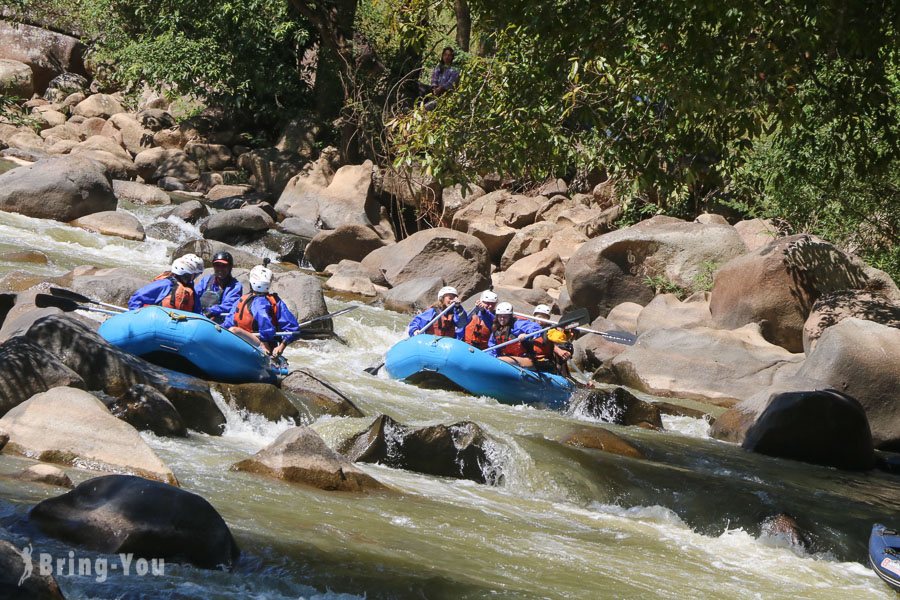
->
464;289;498;350
128;255;203;312
486;302;542;367
194;251;241;323
223;264;300;356
408;286;469;339
526;304;573;376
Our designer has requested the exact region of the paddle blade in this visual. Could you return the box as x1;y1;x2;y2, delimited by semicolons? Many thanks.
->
49;287;92;304
35;293;79;311
601;330;638;346
363;362;384;376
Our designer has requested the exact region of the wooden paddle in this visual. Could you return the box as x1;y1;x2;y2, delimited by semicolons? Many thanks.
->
513;311;637;345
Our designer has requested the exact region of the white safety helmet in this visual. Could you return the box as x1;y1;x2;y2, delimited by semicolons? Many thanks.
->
480;290;498;303
170;257;192;276
533;304;551;316
437;286;459;299
181;253;205;274
495;302;513;315
249;265;274;293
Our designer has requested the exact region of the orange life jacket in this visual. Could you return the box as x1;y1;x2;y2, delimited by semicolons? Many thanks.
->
492;328;525;357
425;307;457;338
528;330;553;361
234;293;279;333
152;271;172;282
146;276;194;311
464;313;492;349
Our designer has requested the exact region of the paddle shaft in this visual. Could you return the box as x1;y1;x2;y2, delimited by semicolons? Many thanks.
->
414;301;459;336
50;287;126;312
490;309;587;353
272;305;360;337
513;312;636;345
35;294;120;315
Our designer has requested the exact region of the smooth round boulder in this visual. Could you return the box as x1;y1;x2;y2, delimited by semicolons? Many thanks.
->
742;389;874;471
200;206;272;243
304;224;389;271
0;337;84;416
100;112;155;156
0;540;65;599
0;58;34;98
270;272;330;332
70;210;145;241
0;155;115;221
160;199;208;223
17;464;74;488
73;94;125;119
111;384;187;437
112;179;171;205
801;290;900;353
30;474;240;569
280;369;363;418
567;218;748;320
382;276;444;314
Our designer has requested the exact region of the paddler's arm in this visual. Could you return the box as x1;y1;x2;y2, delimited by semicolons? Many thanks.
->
212;279;242;317
270;299;300;355
128;279;170;310
408;308;435;336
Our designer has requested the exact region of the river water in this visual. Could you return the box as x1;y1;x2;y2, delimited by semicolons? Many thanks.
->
0;165;897;599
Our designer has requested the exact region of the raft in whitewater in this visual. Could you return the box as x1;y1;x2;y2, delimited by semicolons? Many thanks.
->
870;524;900;593
98;305;286;384
384;334;575;409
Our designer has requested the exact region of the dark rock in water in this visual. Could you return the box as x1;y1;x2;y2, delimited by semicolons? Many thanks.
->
759;513;809;551
0;337;85;417
157;176;190;192
232;426;386;492
875;451;900;475
340;414;498;484
0;539;66;599
742;389;874;470
212;382;303;424
209;192;270;210
111;384;187;437
569;387;664;429
257;230;308;265
145;220;192;244
0;292;16;327
23;315;225;435
558;427;646;459
30;474;240;570
160;199;209;224
278;216;320;239
174;238;262;269
0;430;7;452
280;370;363;418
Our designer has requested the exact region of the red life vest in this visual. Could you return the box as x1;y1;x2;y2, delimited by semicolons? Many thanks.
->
492;328;525;357
145;276;194;311
425;307;457;337
464;314;492;349
152;271;172;282
528;330;553;361
234;293;279;333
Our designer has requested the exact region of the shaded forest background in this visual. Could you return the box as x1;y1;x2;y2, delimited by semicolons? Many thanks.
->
5;0;900;279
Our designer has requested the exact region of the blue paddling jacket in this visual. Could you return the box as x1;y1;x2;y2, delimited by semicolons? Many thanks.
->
128;278;199;313
223;294;301;344
194;274;242;322
408;304;469;339
486;318;541;357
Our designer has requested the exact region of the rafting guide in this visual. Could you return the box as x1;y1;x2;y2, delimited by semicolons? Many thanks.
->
13;546;165;585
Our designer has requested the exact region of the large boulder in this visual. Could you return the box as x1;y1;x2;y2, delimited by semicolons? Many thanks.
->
497;249;564;288
212;381;304;424
606;302;642;333
69;136;137;180
100;113;155;156
276;160;394;240
339;414;497;483
0;337;84;417
802;290;900;353
0;387;177;484
22;315;225;434
72;94;125;119
742;389;874;471
232;427;385;491
200;206;273;244
0;540;65;600
270;272;330;334
0;155;116;221
573;316;630;369
160;199;208;223
134;147;199;182
0;58;33;98
68;266;148;307
184;142;232;171
70;210;145;241
323;261;378;297
173;239;261;270
304;224;390;271
360;228;491;299
567;218;748;320
110;384;187;437
382;277;444;314
30;474;240;569
500;221;559;270
635;291;714;335
440;182;485;221
709;235;898;352
451;190;541;262
798;318;900;451
0;21;87;92
609;324;804;406
568;387;664;428
733;218;782;251
280;369;364;418
237;147;302;197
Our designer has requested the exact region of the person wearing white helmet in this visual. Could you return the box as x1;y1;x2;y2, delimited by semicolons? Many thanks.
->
223;264;300;356
463;289;499;349
486;301;542;367
128;256;200;312
528;304;573;376
181;253;205;275
407;285;469;339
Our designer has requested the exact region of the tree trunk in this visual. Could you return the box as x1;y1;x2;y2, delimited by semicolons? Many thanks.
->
454;0;471;52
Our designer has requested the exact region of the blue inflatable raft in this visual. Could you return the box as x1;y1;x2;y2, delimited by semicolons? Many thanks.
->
384;335;576;409
870;524;900;592
98;306;285;384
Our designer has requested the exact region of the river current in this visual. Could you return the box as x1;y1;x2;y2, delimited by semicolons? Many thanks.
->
0;170;897;599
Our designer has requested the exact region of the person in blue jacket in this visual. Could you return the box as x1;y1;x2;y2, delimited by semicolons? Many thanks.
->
224;264;300;356
408;285;469;339
194;251;242;323
128;254;203;312
486;302;542;367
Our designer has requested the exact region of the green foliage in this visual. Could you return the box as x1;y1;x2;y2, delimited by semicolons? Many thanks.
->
643;275;687;299
692;260;720;293
0;95;43;133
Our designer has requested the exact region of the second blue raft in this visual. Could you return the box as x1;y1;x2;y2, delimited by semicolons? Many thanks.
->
384;334;575;409
98;305;284;384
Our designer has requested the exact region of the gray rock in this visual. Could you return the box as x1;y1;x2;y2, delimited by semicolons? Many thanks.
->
173;239;261;269
212;382;304;424
110;384;187;437
0;20;87;92
0;58;34;98
160;199;209;223
200;206;272;243
0;540;65;599
270;273;330;334
0;337;85;417
280;369;363;418
304;224;389;271
112;179;172;205
383;277;445;314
